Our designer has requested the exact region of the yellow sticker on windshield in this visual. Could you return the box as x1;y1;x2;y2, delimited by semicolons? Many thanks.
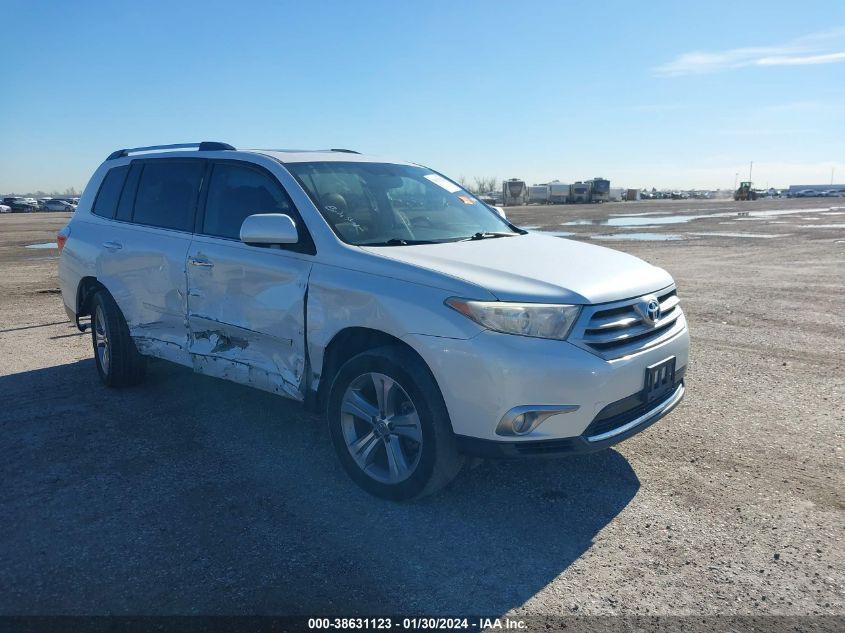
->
458;195;475;205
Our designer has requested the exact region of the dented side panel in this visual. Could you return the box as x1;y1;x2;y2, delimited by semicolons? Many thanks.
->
306;262;486;392
95;222;193;360
185;235;312;401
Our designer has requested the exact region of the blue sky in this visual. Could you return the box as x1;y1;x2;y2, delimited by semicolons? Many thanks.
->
1;0;844;193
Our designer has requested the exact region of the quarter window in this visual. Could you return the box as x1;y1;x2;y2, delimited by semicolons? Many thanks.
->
132;160;204;231
92;166;129;219
203;163;295;240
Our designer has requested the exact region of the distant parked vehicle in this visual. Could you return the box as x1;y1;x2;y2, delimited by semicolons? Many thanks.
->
795;189;818;198
528;184;551;204
2;197;39;212
503;178;529;206
43;199;77;211
38;197;53;209
0;204;11;213
548;182;571;204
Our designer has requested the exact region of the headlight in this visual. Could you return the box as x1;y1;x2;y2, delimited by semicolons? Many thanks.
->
445;298;581;340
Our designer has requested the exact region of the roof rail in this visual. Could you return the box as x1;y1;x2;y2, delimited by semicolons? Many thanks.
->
330;148;360;154
106;142;236;160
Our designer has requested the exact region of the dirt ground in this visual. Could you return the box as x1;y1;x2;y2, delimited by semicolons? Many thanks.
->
0;200;842;618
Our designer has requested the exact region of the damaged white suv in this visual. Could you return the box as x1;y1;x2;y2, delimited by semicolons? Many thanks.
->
58;142;689;500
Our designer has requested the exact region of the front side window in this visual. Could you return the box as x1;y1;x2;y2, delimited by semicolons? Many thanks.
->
286;162;518;246
203;163;294;240
132;160;204;231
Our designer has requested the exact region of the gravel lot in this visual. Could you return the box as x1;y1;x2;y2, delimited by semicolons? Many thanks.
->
0;200;842;617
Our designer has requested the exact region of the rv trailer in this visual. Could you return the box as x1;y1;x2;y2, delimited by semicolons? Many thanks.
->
503;178;529;206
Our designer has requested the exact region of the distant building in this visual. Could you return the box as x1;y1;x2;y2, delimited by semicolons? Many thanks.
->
788;184;845;195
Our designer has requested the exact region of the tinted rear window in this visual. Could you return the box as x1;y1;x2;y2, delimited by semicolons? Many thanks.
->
133;160;204;231
92;166;130;218
115;163;141;222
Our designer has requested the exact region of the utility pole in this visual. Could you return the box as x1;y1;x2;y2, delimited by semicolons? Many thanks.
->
832;166;835;185
734;172;738;190
749;161;753;183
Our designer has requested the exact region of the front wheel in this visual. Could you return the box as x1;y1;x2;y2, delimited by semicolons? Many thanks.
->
326;346;463;500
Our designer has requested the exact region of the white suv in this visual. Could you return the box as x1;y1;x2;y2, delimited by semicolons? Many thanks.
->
58;142;689;500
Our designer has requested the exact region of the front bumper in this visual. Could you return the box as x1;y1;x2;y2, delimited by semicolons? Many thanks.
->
455;380;684;458
404;318;689;446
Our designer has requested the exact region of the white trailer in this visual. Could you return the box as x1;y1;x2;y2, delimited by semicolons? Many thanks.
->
548;182;570;204
528;185;550;204
503;179;529;206
608;187;624;202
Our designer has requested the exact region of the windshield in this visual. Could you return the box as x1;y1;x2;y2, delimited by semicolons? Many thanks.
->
286;161;520;246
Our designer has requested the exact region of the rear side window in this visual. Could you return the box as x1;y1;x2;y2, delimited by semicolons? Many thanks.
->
132;160;204;231
202;163;295;240
92;166;129;219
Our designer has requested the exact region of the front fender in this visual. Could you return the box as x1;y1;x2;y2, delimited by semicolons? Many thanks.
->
306;262;484;387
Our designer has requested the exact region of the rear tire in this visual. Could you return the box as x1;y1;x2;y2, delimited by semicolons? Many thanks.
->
91;290;146;387
327;345;463;501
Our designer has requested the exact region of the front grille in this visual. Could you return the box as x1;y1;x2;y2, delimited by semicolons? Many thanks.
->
571;287;685;360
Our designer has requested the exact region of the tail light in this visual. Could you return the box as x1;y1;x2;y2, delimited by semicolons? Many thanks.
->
57;225;71;253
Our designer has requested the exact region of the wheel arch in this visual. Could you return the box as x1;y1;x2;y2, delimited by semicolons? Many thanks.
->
74;276;106;330
311;327;437;415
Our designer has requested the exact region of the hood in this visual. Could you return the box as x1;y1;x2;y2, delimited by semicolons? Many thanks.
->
361;232;674;304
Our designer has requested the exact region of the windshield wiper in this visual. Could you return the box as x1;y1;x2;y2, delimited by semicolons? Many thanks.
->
361;238;440;246
459;231;519;242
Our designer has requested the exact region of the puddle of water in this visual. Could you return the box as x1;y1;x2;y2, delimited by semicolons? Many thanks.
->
25;242;57;249
687;232;787;239
591;232;685;241
564;207;831;228
536;229;576;236
564;216;694;226
732;217;791;223
797;224;845;228
607;211;672;217
519;225;542;230
822;211;845;216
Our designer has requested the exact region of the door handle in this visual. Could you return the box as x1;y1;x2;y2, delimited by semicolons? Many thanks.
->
102;241;123;250
189;257;214;268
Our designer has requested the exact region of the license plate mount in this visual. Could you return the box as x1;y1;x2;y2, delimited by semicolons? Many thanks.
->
644;357;676;402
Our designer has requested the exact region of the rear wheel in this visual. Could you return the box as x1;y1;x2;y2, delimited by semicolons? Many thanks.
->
327;346;463;500
91;290;146;387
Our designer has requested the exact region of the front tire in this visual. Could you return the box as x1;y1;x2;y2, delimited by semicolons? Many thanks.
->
327;346;463;500
91;290;146;387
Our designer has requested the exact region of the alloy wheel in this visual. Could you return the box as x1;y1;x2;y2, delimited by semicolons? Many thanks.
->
94;304;110;374
340;372;423;484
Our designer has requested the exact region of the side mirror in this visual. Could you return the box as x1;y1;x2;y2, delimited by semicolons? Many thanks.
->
240;214;298;246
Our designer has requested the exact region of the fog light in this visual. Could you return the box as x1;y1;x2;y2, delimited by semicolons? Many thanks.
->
512;413;533;435
496;404;581;437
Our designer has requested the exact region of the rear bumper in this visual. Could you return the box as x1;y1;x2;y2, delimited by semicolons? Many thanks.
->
455;380;684;458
